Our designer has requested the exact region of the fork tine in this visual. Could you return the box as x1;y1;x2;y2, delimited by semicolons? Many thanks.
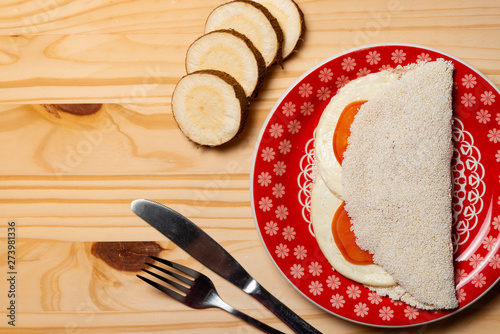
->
145;261;193;286
141;268;190;294
136;273;185;303
150;256;200;279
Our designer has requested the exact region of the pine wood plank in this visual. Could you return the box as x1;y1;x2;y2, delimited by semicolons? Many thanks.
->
0;1;498;103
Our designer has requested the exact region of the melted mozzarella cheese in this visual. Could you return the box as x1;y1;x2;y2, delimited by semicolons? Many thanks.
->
311;175;396;286
314;71;400;199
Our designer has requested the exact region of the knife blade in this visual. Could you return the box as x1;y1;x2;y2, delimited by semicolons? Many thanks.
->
131;199;321;334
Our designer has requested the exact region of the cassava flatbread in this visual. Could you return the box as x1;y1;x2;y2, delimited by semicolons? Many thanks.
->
342;60;458;309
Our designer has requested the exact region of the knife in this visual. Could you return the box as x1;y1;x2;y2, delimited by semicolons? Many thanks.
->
131;199;322;334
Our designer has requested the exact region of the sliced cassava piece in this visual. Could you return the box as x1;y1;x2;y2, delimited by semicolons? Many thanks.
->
205;0;284;67
171;70;249;147
251;0;305;60
342;60;458;310
185;29;266;98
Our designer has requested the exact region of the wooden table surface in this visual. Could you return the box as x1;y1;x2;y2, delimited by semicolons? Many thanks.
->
1;0;499;333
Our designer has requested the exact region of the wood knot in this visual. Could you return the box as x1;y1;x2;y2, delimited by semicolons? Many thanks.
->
43;104;102;117
91;242;163;272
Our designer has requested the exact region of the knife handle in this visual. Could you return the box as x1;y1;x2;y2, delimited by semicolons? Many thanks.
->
249;282;322;334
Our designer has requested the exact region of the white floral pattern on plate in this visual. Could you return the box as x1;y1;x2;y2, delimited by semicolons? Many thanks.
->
251;44;500;327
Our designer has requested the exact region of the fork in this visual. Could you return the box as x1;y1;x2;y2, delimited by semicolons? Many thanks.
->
137;256;285;334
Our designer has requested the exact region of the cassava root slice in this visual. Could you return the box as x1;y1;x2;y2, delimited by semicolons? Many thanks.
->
185;29;266;98
171;70;249;146
205;0;284;67
251;0;305;60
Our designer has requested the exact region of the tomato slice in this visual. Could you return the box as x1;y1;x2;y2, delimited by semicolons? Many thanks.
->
332;100;367;164
331;100;373;265
331;201;374;265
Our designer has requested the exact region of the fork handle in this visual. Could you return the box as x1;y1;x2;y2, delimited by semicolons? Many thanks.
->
217;300;285;334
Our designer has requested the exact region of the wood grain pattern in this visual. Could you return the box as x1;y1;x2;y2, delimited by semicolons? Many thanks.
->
0;0;499;333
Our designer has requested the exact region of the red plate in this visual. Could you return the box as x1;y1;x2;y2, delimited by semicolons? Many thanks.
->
251;44;500;327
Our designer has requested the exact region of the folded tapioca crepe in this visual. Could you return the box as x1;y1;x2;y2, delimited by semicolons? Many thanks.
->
342;60;459;310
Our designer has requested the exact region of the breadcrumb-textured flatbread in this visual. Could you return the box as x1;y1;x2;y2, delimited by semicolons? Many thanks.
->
342;60;458;310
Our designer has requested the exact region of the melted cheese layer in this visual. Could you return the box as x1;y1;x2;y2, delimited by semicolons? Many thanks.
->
314;71;400;199
311;175;396;287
